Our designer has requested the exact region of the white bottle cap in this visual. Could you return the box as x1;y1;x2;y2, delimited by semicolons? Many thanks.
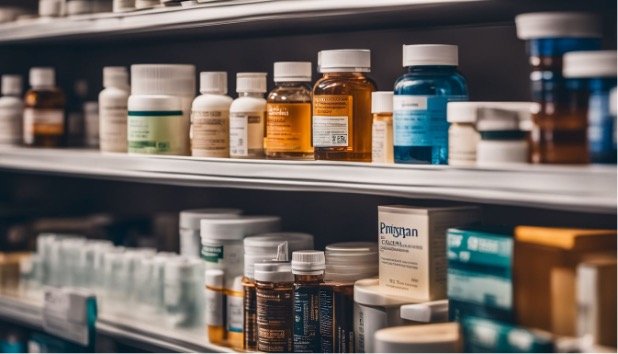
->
291;250;325;274
374;323;461;353
324;242;378;282
563;50;617;78
515;12;602;40
447;102;537;124
179;208;242;230
1;75;22;96
254;262;293;283
103;66;129;89
400;300;449;323
131;64;196;96
244;232;314;279
273;62;312;82
236;72;267;93
205;269;224;288
354;278;417;307
200;216;281;242
199;71;228;94
29;67;55;87
318;49;371;73
403;44;458;67
371;91;393;113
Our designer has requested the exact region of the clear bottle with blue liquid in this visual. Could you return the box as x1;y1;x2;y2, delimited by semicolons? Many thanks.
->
393;44;468;164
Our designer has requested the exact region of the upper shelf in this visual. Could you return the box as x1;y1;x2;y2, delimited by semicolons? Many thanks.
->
0;0;609;45
0;146;615;213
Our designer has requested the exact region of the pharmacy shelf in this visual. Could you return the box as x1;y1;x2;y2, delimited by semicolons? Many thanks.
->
0;0;605;44
0;146;615;213
0;292;43;330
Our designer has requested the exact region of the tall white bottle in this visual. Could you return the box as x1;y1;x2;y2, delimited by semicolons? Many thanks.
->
99;67;130;153
229;73;267;159
0;75;24;146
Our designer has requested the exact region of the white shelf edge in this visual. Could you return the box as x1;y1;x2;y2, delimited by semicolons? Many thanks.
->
0;146;615;213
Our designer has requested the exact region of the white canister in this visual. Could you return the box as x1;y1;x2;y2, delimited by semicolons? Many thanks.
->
374;323;461;353
476;106;532;165
178;208;242;259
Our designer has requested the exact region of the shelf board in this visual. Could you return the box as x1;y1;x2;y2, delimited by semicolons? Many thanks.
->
0;146;615;213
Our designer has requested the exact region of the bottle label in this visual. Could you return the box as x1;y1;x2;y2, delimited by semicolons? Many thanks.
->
227;293;244;333
243;284;258;350
127;110;184;154
205;288;224;326
372;119;393;163
354;302;390;353
294;284;321;353
191;110;229;158
319;286;333;352
100;105;128;152
312;95;352;147
266;103;312;153
201;244;224;264
334;288;355;353
256;286;294;352
230;111;265;157
23;108;64;144
393;95;467;147
0;104;22;144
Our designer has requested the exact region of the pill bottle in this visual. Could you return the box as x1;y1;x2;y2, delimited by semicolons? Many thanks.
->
230;72;267;159
563;50;617;164
447;102;481;166
255;262;294;353
292;251;325;353
99;66;130;153
266;62;314;160
371;91;394;164
476;106;531;165
0;75;23;146
394;44;468;165
191;72;233;158
515;12;602;164
313;49;376;162
66;79;88;147
205;269;226;345
243;232;314;351
374;323;462;353
113;0;135;12
226;275;244;350
353;278;416;353
39;0;65;17
135;0;159;9
179;208;242;259
83;102;98;148
23;67;66;147
320;242;378;353
128;64;196;155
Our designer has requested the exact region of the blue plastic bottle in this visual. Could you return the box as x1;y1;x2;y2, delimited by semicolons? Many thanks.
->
393;44;468;164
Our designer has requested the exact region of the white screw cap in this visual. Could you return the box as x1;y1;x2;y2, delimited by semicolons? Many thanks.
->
236;72;267;93
563;50;617;78
371;91;393;114
29;67;55;87
291;250;325;274
274;62;312;82
200;71;227;94
318;49;371;73
131;64;196;96
403;44;458;67
103;67;129;89
1;75;22;96
515;12;602;40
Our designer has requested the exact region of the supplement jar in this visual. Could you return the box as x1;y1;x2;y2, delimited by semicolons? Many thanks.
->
374;323;462;353
446;102;480;166
128;64;196;155
353;278;415;353
178;208;242;259
394;44;468;164
476;107;532;165
515;12;602;164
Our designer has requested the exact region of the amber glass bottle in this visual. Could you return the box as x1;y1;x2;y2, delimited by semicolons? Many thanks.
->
23;67;66;147
266;62;314;160
312;49;376;162
205;269;226;346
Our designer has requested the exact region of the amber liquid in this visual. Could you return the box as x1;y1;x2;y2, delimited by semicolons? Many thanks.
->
266;82;314;160
205;284;226;346
256;280;294;353
23;87;66;147
313;72;376;162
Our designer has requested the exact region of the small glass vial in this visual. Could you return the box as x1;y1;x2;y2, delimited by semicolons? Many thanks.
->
371;91;394;163
0;75;24;146
266;62;314;160
99;66;130;153
515;12;602;164
394;44;468;165
230;73;268;159
255;262;294;353
292;251;325;353
191;72;233;158
67;79;88;147
226;275;245;350
563;50;617;164
313;49;376;162
205;269;226;345
23;67;66;147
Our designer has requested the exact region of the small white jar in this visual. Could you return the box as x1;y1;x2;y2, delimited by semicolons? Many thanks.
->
476;106;531;165
447;102;481;166
374;323;461;353
178;208;242;259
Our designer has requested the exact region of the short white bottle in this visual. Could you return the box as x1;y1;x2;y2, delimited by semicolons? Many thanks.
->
99;67;130;153
229;73;267;159
191;72;233;158
0;75;24;146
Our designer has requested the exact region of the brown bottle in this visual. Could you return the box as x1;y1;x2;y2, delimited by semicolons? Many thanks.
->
312;49;376;162
23;67;65;147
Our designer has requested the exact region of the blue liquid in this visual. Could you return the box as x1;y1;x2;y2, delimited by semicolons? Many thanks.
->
393;65;468;164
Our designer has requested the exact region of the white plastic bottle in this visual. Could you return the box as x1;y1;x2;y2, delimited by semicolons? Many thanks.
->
128;64;196;155
0;75;24;146
229;73;267;159
113;0;135;12
191;72;233;158
99;67;130;153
